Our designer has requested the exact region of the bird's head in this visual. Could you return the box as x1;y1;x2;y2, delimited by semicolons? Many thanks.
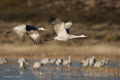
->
49;17;61;25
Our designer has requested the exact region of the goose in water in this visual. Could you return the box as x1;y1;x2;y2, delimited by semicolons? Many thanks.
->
46;17;88;41
33;62;42;69
40;58;50;65
62;56;71;67
82;58;89;67
94;58;106;68
7;24;45;45
49;58;57;64
0;57;7;64
55;58;63;66
89;56;96;66
18;58;29;69
80;57;88;64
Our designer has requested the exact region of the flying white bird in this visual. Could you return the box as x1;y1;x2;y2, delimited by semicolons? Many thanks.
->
7;24;45;45
46;17;88;41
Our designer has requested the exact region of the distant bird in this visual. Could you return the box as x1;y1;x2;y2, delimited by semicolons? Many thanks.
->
82;58;89;67
45;17;88;41
62;56;71;67
89;56;96;66
55;58;63;66
33;62;42;69
0;57;7;64
80;57;88;64
49;58;57;64
18;58;29;69
94;58;106;68
7;24;45;45
40;58;49;65
105;57;109;66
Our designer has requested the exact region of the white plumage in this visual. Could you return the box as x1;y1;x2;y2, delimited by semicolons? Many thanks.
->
49;58;57;64
40;58;49;65
89;56;96;66
18;58;29;69
55;58;62;66
62;56;71;67
0;57;7;64
82;58;89;67
80;57;88;64
47;17;87;41
8;24;45;45
33;62;42;69
94;58;106;68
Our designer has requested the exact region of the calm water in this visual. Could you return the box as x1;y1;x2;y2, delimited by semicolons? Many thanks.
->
0;59;120;80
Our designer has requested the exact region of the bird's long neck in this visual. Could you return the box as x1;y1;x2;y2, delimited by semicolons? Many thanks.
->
68;56;71;63
69;34;86;39
38;27;45;30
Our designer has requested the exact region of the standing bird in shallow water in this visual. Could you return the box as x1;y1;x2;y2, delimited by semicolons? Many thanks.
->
94;58;106;68
104;57;109;66
55;58;63;66
18;58;29;69
82;58;89;67
7;24;45;45
33;62;42;69
40;58;50;65
89;56;96;67
62;56;71;67
46;17;88;41
0;57;7;64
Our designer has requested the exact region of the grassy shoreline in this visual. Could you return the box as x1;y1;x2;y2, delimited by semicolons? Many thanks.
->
0;43;120;60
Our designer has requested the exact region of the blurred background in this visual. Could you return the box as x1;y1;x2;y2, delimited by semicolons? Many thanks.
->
0;0;120;59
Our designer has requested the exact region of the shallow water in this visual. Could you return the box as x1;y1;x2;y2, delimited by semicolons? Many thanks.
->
0;59;120;80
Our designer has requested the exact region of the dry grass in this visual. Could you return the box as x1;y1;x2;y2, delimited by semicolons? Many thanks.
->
0;22;120;60
0;43;120;60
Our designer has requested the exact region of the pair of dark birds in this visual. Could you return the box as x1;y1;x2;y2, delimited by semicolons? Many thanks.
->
7;17;88;45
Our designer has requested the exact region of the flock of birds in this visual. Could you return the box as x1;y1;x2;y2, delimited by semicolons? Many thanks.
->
7;17;88;44
0;56;109;70
80;56;109;68
2;17;110;71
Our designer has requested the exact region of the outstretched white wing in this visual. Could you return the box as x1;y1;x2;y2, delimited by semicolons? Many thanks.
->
13;25;26;41
49;17;68;36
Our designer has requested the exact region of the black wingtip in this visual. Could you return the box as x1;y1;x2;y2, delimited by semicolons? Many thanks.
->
48;17;56;22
